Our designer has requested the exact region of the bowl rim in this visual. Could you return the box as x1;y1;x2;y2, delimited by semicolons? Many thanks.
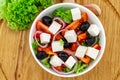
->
29;3;106;77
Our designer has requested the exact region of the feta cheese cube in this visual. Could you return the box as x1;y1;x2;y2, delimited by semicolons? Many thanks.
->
50;55;64;67
86;47;99;60
65;56;77;69
64;30;77;43
48;21;61;34
52;41;64;52
87;24;100;36
75;45;88;58
40;33;51;43
71;8;81;21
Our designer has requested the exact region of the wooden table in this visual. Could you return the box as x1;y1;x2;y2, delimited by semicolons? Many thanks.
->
0;0;120;80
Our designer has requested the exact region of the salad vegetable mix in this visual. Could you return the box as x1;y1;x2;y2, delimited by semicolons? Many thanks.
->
32;7;101;74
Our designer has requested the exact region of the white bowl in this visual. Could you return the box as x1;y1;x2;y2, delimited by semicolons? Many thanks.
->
29;3;106;77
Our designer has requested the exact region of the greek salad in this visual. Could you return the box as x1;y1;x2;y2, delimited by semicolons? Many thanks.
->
32;7;101;74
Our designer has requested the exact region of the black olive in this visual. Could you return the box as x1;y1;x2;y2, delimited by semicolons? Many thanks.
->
79;22;90;31
42;16;52;26
63;39;71;48
58;51;69;61
36;51;48;60
85;37;96;46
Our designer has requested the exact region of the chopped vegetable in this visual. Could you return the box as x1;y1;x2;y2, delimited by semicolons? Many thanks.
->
81;12;88;22
32;41;38;54
78;32;87;42
52;7;72;24
81;41;87;46
55;66;62;71
37;46;42;51
43;47;57;55
93;44;101;50
96;35;100;44
53;17;67;29
80;55;91;64
58;39;64;46
41;56;51;68
36;20;53;34
63;67;71;72
0;0;54;30
70;43;78;51
66;19;82;30
55;34;63;40
62;64;76;73
75;61;88;74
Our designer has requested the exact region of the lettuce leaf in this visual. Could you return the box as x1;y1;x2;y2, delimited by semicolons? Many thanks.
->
75;61;88;74
62;67;71;72
58;39;64;46
32;41;38;55
52;7;72;24
41;56;51;68
0;0;54;30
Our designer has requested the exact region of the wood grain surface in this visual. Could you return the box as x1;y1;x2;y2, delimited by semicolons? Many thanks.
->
0;0;120;80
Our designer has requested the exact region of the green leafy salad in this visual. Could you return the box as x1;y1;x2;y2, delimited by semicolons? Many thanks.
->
0;0;53;30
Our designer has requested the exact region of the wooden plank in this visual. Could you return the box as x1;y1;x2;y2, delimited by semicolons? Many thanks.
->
0;20;22;80
108;0;120;16
0;0;120;80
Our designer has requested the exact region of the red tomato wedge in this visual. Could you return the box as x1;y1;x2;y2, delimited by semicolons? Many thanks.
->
36;20;53;35
80;55;91;64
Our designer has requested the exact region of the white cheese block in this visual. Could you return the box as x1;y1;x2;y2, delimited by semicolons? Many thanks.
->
65;56;77;69
40;33;51;43
75;45;88;58
86;47;99;60
87;24;100;36
48;21;61;34
52;41;64;52
71;8;81;21
64;30;77;43
50;55;64;67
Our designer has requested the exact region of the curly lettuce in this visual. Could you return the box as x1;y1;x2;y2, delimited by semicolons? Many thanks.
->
0;0;54;30
75;61;88;74
52;7;73;24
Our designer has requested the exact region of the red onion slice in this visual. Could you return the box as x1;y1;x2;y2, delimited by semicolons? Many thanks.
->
34;31;48;48
63;49;75;55
52;56;78;75
77;31;83;35
52;29;67;42
76;41;80;46
53;17;67;29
